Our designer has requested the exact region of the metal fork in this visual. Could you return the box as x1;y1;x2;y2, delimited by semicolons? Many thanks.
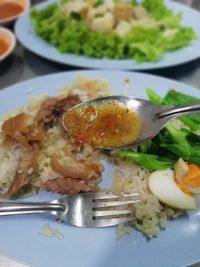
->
0;192;140;227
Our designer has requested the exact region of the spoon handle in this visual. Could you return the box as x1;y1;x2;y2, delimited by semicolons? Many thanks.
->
156;102;200;120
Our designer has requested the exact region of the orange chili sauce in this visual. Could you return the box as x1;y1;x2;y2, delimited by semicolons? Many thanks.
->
63;100;141;147
0;2;24;19
0;38;9;56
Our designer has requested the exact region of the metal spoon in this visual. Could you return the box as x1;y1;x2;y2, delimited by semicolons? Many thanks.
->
62;96;200;149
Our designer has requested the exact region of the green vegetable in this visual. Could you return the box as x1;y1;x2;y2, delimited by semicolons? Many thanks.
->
159;125;200;165
146;88;200;131
163;27;196;51
93;0;104;7
117;150;174;171
183;129;200;146
29;0;196;63
163;90;200;131
124;26;164;62
138;140;152;153
30;3;58;23
162;12;181;28
163;89;198;104
117;88;200;170
146;87;163;104
142;0;172;20
59;0;69;4
165;124;188;146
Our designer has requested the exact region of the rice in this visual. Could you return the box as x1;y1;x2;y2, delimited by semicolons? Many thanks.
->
0;143;21;191
36;125;102;183
0;75;182;238
112;158;182;238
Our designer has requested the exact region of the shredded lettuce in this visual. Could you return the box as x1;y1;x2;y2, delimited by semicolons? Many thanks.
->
30;0;197;63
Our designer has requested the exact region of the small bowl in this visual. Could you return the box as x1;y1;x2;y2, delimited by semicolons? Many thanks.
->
0;27;16;61
0;0;30;25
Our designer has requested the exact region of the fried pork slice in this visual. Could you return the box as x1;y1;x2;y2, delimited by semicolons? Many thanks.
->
33;176;96;194
1;112;47;197
33;155;101;194
36;95;81;129
2;112;47;147
50;155;101;181
0;145;37;198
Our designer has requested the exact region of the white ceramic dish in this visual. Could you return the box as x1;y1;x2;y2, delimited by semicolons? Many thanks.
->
0;70;200;267
0;0;30;25
0;27;16;61
15;0;200;70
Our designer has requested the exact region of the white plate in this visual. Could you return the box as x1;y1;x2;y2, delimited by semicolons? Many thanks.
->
0;70;200;267
15;0;200;70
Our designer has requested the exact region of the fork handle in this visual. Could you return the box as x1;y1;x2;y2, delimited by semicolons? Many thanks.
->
0;201;65;216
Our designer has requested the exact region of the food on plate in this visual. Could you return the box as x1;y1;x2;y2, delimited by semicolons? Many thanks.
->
175;158;200;194
148;168;196;210
63;100;141;147
30;0;196;62
0;75;199;238
0;2;24;20
40;223;64;240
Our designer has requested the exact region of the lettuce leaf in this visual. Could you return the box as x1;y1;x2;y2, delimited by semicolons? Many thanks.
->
124;26;164;61
163;27;197;50
30;0;197;63
142;0;173;20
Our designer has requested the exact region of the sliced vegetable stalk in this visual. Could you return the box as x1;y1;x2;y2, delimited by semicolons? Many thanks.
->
117;150;174;171
159;125;200;165
146;88;200;131
163;89;200;131
146;88;163;105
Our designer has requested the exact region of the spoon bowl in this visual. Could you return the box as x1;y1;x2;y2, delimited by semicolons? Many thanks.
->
62;96;200;149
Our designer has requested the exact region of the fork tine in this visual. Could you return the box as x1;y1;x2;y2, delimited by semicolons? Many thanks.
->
92;216;135;227
93;192;140;200
94;199;141;208
93;209;133;217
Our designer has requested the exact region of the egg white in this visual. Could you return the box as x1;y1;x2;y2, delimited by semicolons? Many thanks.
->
148;168;196;210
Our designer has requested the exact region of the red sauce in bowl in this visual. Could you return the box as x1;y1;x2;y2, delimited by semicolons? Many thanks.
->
0;38;9;56
0;2;24;20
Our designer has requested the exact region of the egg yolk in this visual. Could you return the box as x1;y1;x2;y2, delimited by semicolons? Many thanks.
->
175;178;191;194
183;164;200;187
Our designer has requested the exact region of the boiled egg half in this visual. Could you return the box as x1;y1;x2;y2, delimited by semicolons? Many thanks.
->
148;168;196;210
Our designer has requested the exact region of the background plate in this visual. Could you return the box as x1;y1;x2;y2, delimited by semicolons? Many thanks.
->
0;70;200;267
15;1;200;70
